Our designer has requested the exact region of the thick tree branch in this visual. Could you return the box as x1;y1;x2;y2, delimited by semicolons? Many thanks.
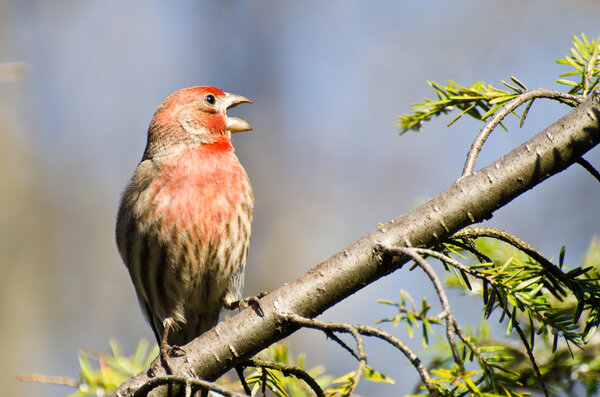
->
110;90;600;397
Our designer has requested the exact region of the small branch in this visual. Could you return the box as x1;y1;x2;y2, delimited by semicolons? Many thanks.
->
133;375;247;397
325;330;362;360
576;157;600;183
444;238;492;264
293;315;370;394
452;227;543;258
462;88;584;176
16;373;79;388
284;313;437;394
243;358;325;397
289;316;367;395
452;227;569;294
509;319;549;397
410;246;501;296
451;321;490;371
235;366;252;396
450;317;511;394
415;243;550;396
450;227;600;311
388;247;464;371
348;325;368;395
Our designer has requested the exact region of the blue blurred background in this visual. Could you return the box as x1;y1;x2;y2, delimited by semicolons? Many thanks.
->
2;1;599;395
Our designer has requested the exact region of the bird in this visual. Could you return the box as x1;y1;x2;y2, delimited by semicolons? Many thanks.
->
115;86;254;371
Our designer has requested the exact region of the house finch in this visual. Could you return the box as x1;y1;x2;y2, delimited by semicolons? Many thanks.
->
116;86;253;368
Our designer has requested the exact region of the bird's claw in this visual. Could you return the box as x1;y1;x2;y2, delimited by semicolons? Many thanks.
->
226;291;269;316
168;345;186;357
153;341;186;376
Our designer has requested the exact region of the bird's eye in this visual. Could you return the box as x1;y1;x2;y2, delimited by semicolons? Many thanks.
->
205;94;216;105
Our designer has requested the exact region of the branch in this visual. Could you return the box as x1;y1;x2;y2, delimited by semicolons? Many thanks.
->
110;91;600;397
398;246;549;396
461;88;584;176
16;373;78;388
282;314;368;395
243;358;325;397
508;318;549;397
576;156;600;183
283;313;436;394
133;375;247;397
385;247;463;370
451;227;600;301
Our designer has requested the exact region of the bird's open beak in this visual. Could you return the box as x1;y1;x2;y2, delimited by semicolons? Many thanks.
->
224;93;252;133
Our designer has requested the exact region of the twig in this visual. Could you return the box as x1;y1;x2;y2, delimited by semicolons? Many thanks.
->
235;366;251;396
133;375;247;397
16;373;79;388
462;88;584;176
443;238;492;264
411;247;493;283
243;358;325;397
452;228;567;291
454;227;600;315
283;313;437;394
387;247;464;371
450;319;500;384
289;316;367;395
347;324;368;395
410;244;578;316
576;157;600;183
484;275;550;397
325;330;362;360
410;244;550;396
509;318;550;397
185;380;192;397
395;245;550;395
450;320;488;369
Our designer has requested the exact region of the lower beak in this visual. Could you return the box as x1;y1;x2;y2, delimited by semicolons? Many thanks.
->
225;93;252;133
227;116;252;133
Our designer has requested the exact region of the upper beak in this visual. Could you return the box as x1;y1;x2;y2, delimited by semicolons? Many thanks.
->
224;93;252;133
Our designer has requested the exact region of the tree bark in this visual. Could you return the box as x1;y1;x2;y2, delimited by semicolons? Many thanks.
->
110;90;600;397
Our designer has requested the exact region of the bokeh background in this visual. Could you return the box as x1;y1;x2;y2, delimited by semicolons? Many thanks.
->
2;1;599;395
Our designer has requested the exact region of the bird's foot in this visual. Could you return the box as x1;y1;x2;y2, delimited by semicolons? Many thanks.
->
149;341;186;377
225;291;269;316
167;345;186;357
